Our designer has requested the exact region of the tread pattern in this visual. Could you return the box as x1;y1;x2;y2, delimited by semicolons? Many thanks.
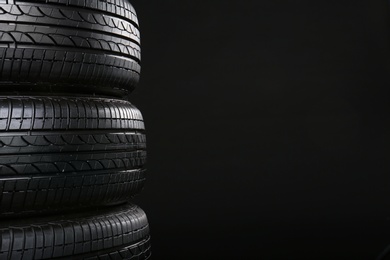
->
83;237;151;260
0;96;145;131
20;0;139;25
0;169;146;216
0;48;140;97
0;132;146;154
0;25;140;58
0;96;147;215
0;4;140;42
0;1;141;96
0;150;147;174
0;204;150;259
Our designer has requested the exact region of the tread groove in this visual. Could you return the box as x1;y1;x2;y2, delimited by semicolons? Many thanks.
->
0;20;141;48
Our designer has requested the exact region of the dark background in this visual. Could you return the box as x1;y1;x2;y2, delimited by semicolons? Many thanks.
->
131;0;390;259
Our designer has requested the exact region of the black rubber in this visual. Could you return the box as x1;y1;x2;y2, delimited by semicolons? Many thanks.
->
0;0;141;97
0;96;147;216
0;203;151;260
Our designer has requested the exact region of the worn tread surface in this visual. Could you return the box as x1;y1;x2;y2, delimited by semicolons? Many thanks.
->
0;96;147;215
0;203;151;260
0;0;141;97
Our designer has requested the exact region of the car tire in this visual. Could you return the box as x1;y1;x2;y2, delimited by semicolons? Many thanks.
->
0;0;141;97
0;96;147;215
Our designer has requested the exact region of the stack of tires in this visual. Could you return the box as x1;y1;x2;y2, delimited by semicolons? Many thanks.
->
0;0;150;259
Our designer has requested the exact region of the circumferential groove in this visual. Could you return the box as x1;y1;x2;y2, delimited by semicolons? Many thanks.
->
0;21;141;48
1;44;142;65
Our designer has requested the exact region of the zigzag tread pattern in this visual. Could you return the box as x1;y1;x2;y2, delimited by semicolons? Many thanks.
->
0;25;141;60
0;132;147;153
0;204;150;259
0;4;140;43
18;0;139;26
0;150;147;174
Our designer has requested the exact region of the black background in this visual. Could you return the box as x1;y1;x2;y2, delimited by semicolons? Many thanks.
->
131;0;390;259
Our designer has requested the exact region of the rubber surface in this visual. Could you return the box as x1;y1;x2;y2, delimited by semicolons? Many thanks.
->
0;0;141;97
0;203;151;259
0;96;147;216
